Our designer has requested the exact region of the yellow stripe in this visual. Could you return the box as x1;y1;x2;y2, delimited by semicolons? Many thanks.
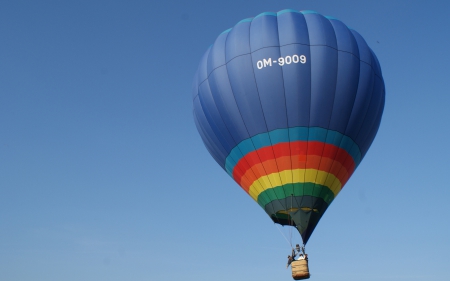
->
248;169;342;201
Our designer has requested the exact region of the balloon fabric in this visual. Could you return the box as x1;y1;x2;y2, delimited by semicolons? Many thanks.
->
192;9;385;244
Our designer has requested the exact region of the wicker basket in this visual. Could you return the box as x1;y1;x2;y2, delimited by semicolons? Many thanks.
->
291;259;310;280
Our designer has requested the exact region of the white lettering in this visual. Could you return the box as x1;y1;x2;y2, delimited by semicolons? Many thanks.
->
257;60;263;69
255;54;307;69
263;58;272;67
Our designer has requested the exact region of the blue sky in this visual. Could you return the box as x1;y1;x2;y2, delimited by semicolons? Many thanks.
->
1;1;450;280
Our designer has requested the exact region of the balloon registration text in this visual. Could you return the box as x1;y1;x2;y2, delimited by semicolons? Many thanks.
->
256;54;306;69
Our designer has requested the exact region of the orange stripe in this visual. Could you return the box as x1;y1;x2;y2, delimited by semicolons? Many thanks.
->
237;155;351;191
233;141;356;188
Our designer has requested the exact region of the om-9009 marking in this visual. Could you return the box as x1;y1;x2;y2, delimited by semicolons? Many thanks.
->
256;55;307;69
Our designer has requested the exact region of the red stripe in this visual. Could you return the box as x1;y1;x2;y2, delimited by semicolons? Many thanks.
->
232;141;356;190
236;155;352;192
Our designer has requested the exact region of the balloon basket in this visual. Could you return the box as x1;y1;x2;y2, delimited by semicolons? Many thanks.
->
291;259;310;280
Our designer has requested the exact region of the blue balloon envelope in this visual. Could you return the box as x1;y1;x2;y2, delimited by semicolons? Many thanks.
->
192;10;385;245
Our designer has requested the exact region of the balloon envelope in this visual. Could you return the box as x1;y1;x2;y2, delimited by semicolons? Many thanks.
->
192;10;385;244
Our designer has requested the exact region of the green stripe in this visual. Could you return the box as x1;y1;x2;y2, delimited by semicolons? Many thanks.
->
257;183;336;208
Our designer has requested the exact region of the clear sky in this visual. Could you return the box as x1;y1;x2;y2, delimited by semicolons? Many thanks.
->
1;1;450;280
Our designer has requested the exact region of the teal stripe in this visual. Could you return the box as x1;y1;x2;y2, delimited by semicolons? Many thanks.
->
220;28;232;35
237;18;253;24
300;10;318;15
325;16;339;21
255;12;277;18
269;128;290;144
224;127;362;177
224;150;243;176
277;9;300;16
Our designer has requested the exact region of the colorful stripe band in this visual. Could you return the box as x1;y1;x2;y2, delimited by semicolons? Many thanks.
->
225;127;361;176
225;127;362;208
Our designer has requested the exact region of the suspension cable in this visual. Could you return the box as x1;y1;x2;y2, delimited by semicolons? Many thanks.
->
289;194;294;247
275;224;293;248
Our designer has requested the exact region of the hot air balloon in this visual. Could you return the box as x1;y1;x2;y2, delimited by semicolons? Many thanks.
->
192;9;384;279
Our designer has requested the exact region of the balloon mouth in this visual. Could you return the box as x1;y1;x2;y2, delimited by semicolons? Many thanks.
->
271;213;297;227
272;209;320;227
275;207;320;220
